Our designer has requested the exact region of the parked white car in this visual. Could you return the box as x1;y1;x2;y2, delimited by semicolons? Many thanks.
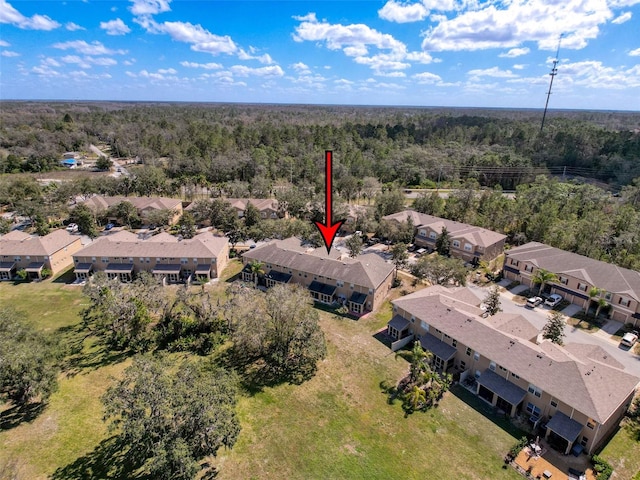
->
545;294;563;308
525;296;543;308
620;331;638;348
66;223;78;233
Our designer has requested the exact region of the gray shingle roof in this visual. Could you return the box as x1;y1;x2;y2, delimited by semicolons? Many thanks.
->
242;238;395;290
82;195;182;212
393;286;640;423
383;210;506;248
506;242;640;301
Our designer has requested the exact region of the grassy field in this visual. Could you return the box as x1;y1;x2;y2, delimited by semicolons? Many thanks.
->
1;277;637;479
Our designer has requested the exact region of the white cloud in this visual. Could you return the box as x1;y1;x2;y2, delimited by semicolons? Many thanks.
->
291;62;312;74
468;66;518;78
52;40;127;56
60;55;117;68
43;57;62;67
238;47;273;64
629;47;640;56
180;61;222;69
142;19;237;55
229;65;284;77
0;0;60;30
65;22;85;31
293;13;432;74
32;64;60;77
123;59;136;65
377;71;406;78
513;63;526;69
611;11;632;23
558;60;640;89
100;18;131;35
157;67;177;74
413;71;442;83
378;1;428;23
1;50;19;57
129;0;171;16
0;40;9;47
499;47;530;58
421;0;614;52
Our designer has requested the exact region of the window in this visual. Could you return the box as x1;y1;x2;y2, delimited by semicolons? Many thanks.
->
524;265;533;273
337;280;344;287
193;258;198;263
452;339;457;347
578;283;588;292
528;384;542;397
464;243;472;252
180;258;188;264
350;284;354;289
618;297;631;307
443;333;451;339
580;436;588;447
473;352;480;361
410;316;415;324
511;259;519;267
550;398;558;408
499;365;507;372
604;292;612;301
452;240;460;248
101;257;109;263
429;231;437;239
460;360;466;369
419;229;427;237
511;372;520;379
466;347;472;356
421;320;429;331
489;361;496;371
91;256;96;263
558;276;568;285
25;256;30;260
586;419;595;429
526;403;541;416
14;256;21;262
368;289;373;294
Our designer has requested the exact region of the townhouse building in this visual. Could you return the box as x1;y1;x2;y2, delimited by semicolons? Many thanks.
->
226;198;282;220
383;210;506;262
241;238;395;314
0;229;84;280
389;285;639;455
503;242;640;326
72;230;229;284
82;195;183;225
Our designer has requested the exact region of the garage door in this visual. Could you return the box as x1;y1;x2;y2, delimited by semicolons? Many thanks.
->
612;310;627;322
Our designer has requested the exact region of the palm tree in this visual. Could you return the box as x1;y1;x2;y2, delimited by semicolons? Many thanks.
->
531;268;558;295
595;296;609;318
405;385;426;412
396;341;433;385
587;287;601;314
248;260;265;287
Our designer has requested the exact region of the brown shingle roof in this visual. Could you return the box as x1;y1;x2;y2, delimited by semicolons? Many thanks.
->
383;210;506;247
74;232;228;259
1;229;80;256
393;286;639;423
242;238;395;289
82;195;181;212
506;242;640;301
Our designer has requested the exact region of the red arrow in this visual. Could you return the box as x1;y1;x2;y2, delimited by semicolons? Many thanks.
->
314;150;344;254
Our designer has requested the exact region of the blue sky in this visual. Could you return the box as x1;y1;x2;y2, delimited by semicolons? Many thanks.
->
1;0;639;109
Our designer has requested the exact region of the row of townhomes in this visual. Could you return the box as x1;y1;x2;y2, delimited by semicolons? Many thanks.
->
504;242;640;327
241;238;395;314
387;285;640;455
0;230;83;280
82;195;184;225
383;210;507;262
71;230;229;284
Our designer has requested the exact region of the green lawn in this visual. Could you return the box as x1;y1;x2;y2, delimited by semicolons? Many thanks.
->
1;279;636;480
599;423;640;480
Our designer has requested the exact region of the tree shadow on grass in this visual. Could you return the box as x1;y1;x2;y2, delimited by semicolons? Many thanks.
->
0;402;46;431
50;436;146;480
57;323;130;377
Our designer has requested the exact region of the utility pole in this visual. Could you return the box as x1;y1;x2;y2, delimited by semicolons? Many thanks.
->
540;34;563;133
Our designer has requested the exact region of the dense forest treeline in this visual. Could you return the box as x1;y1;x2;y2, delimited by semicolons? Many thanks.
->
1;102;640;189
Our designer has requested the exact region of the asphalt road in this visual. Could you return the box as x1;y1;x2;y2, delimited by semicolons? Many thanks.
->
465;282;640;378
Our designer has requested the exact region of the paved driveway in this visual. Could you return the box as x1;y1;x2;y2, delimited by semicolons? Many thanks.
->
466;283;640;378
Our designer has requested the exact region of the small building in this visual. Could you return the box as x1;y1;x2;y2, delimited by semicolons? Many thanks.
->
383;210;506;262
71;231;229;284
0;229;84;280
226;198;282;220
503;242;640;326
241;238;395;314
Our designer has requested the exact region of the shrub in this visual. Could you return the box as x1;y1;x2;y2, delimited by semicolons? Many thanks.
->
508;436;529;459
591;455;613;480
